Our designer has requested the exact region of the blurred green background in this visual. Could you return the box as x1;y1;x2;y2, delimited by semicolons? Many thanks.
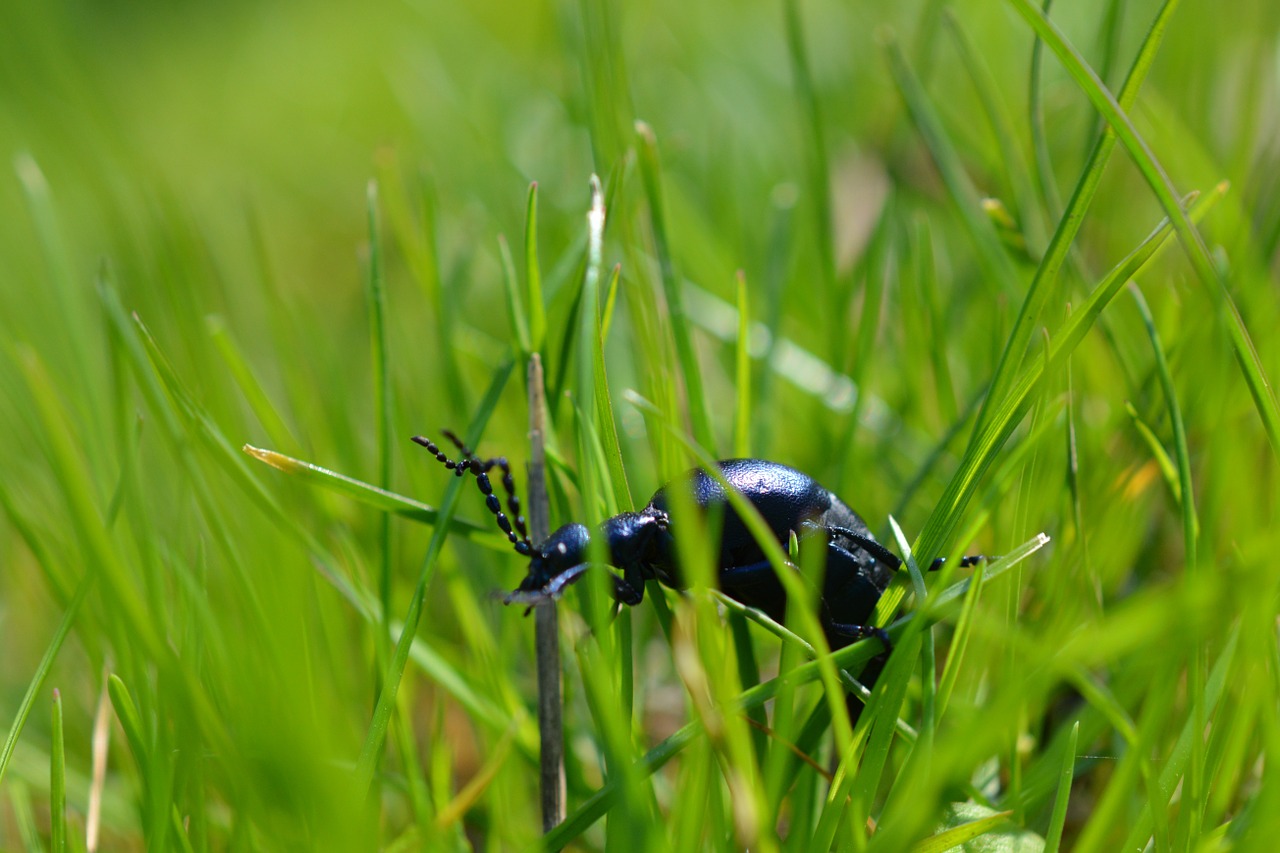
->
2;0;1279;849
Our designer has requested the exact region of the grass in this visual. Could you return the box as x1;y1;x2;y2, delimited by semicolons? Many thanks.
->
2;0;1279;849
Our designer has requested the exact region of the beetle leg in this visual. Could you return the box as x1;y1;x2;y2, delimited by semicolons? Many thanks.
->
543;562;645;606
816;523;902;571
717;559;793;586
819;540;891;648
826;622;892;651
928;555;986;571
612;563;646;606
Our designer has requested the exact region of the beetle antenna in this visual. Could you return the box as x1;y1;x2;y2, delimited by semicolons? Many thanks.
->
440;429;531;546
412;433;534;556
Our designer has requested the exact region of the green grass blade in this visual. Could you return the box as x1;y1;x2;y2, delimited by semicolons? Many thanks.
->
14;155;106;431
365;180;395;648
16;348;164;658
1028;0;1063;219
910;809;1017;853
50;689;67;853
242;445;499;541
734;270;752;458
936;561;986;719
106;674;148;768
8;781;42;853
1124;403;1183;504
365;180;432;830
1043;721;1079;853
206;315;300;453
635;122;716;454
592;264;631;512
498;233;532;357
0;571;94;786
525;182;546;353
912;217;959;426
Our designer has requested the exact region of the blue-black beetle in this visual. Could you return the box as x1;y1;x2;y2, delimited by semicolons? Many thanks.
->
413;432;977;660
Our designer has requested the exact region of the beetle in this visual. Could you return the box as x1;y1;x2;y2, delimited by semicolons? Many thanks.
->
413;430;980;665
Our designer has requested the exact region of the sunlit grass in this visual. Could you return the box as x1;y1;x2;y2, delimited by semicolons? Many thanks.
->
2;0;1278;850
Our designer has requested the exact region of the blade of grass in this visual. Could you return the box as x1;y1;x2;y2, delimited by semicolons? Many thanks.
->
910;809;1017;853
106;675;148;770
733;271;752;458
600;263;621;344
1123;403;1189;511
1043;722;1079;853
365;176;393;701
912;216;959;426
635;122;715;453
526;183;547;353
9;781;42;853
1028;0;1063;219
0;569;95;790
815;632;921;850
14;155;106;434
50;689;67;853
936;561;986;718
592;265;631;512
87;672;109;852
205;314;300;452
15;348;164;658
242;445;500;540
499;233;532;358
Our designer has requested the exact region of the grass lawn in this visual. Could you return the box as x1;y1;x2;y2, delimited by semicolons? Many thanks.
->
2;0;1278;849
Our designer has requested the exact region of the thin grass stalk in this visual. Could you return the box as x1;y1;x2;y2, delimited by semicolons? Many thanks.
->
1043;722;1080;853
1028;0;1063;220
527;354;566;833
635;122;715;453
526;183;547;353
51;689;67;853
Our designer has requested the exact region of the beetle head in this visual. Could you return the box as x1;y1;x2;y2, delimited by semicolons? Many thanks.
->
504;522;592;605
